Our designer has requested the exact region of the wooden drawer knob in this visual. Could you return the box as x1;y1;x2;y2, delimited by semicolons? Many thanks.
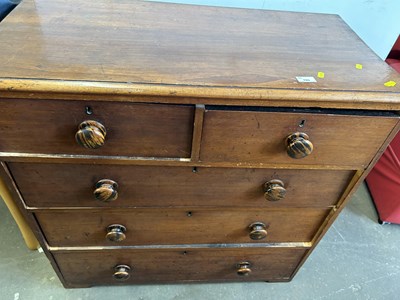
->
286;132;313;159
248;222;268;240
263;179;286;202
236;262;252;276
94;179;118;202
113;264;131;281
106;224;126;242
75;120;106;149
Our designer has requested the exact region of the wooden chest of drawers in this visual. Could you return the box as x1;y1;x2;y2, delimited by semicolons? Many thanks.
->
1;0;400;288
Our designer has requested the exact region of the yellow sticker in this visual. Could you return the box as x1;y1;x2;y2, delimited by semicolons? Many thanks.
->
356;64;363;70
317;72;325;78
384;81;397;87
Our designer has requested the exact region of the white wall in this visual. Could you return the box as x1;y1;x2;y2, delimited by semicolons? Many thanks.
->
149;0;400;59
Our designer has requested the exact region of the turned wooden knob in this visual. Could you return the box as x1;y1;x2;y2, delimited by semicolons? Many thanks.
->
236;262;252;276
94;179;118;202
113;265;131;281
248;222;268;240
285;132;313;159
75;120;106;149
106;224;126;242
263;179;286;202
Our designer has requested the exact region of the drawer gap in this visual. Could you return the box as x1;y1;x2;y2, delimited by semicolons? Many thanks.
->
205;105;399;117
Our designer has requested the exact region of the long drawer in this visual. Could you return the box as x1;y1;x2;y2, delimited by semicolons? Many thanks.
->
9;162;354;208
53;247;308;286
201;108;399;167
35;208;330;246
0;99;194;158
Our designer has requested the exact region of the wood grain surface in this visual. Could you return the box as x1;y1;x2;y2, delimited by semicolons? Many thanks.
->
35;208;330;246
0;99;194;157
53;247;307;286
9;162;354;208
201;109;399;167
1;0;399;288
0;0;399;108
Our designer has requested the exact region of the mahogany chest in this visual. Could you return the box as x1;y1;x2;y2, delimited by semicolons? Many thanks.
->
0;0;400;288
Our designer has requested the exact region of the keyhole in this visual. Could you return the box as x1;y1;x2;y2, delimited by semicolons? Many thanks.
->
85;106;93;115
299;120;306;128
187;211;192;217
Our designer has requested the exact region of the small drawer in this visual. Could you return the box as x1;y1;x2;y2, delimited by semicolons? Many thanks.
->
53;247;307;286
35;208;330;247
0;99;194;158
10;162;354;208
200;107;399;167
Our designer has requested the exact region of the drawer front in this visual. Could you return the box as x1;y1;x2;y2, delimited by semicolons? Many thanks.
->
0;99;194;158
36;208;329;246
10;162;354;208
201;109;399;167
53;247;307;286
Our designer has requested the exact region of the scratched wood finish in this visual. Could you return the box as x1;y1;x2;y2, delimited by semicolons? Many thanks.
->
1;0;400;289
35;208;330;247
201;109;399;167
0;0;399;99
2;79;400;110
0;99;194;157
9;162;354;208
53;247;307;286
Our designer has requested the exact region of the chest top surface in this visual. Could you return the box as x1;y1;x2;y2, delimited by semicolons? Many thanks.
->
0;0;399;108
